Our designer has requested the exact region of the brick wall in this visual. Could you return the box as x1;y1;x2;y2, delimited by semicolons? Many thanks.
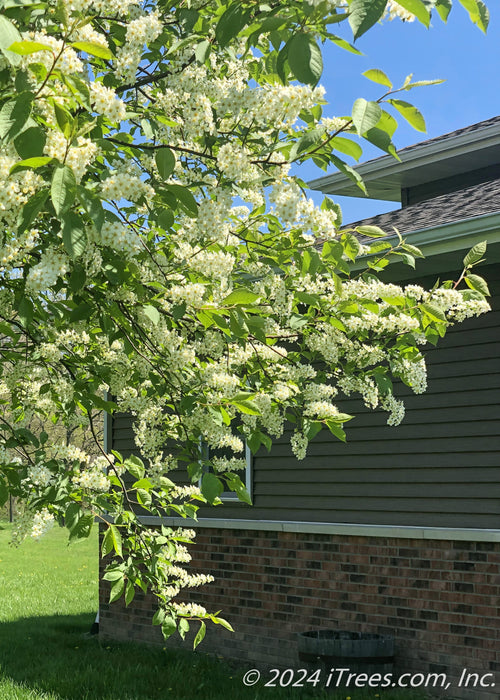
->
99;528;500;700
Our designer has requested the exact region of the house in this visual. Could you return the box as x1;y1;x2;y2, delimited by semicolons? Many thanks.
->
100;117;500;700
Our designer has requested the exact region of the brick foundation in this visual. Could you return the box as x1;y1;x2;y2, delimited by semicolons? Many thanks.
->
99;528;500;699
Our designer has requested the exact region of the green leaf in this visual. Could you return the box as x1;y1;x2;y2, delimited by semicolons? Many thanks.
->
71;41;113;59
109;576;125;603
65;502;81;531
329;136;363;161
193;621;206;649
195;39;210;64
77;186;105;232
420;302;447;323
222;289;261;306
0;93;32;140
458;0;489;33
18;188;49;234
0;479;8;508
229;399;260;416
7;40;52;55
9;156;53;174
125;579;135;606
143;304;160;325
362;68;392;89
62;212;87;258
210;616;233;632
287;33;323;86
342;232;361;261
401;243;424;258
161;616;177;640
330;155;367;195
178;618;190;640
14;126;46;159
69;513;94;541
201;472;223;504
225;474;252;505
165;184;198;216
216;5;250;47
0;15;22;65
155;148;176;179
394;0;431;26
465;273;490;296
51;164;76;215
101;526;114;557
355;225;387;238
388;99;426;132
110;524;123;557
290;127;326;161
17;297;33;327
348;0;387;39
435;0;452;21
463;240;487;267
351;98;382;136
53;102;74;138
124;455;145;479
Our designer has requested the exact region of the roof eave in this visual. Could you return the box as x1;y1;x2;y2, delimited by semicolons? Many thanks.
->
309;121;500;201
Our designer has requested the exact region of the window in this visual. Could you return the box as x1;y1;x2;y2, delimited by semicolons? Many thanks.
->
199;441;252;503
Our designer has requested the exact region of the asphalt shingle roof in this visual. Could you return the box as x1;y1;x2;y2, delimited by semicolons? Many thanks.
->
346;177;500;235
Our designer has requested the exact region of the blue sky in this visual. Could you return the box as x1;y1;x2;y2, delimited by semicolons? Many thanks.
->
297;3;500;225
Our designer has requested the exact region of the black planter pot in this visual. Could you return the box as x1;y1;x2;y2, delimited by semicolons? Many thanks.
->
297;630;394;680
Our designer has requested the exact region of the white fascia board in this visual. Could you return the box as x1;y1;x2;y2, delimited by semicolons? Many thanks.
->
309;122;500;198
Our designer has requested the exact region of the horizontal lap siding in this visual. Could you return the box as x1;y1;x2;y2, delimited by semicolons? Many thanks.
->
111;263;500;529
205;263;500;528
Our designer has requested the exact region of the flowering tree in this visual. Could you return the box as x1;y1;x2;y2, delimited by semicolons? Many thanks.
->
0;0;492;644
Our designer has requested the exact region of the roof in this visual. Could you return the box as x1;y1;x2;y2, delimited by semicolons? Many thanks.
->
309;116;500;201
345;177;500;235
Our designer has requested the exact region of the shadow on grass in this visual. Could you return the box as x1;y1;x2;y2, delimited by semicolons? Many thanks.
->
0;612;219;700
0;614;431;700
1;613;326;700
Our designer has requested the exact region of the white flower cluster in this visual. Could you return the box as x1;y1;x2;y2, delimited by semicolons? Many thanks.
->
385;0;416;21
98;220;141;255
392;357;427;394
24;464;54;488
22;32;83;74
211;456;247;473
217;143;252;182
0;149;41;229
115;11;162;81
188;249;235;281
305;401;339;419
13;507;55;544
26;248;69;293
380;393;405;426
64;0;139;18
101;172;154;203
0;228;39;270
45;131;99;183
73;468;110;492
89;82;127;124
169;282;206;308
291;431;308;460
169;566;214;589
31;508;55;540
171;602;208;617
169;484;202;500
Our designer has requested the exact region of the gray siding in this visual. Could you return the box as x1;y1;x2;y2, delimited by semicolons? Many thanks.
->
111;263;500;529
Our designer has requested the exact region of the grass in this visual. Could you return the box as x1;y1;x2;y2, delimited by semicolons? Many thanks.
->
0;520;431;700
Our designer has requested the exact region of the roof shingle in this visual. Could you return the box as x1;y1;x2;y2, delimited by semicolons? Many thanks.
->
345;177;500;235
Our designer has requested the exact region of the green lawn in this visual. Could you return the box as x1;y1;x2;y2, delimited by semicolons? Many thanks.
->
0;521;430;700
